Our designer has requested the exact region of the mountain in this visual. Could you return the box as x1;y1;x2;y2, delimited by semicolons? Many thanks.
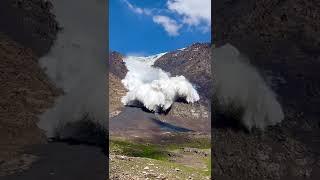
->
109;51;127;79
109;43;212;134
154;43;212;106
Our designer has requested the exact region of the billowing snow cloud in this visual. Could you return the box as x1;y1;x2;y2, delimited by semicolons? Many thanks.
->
121;53;199;112
213;44;284;130
37;0;107;138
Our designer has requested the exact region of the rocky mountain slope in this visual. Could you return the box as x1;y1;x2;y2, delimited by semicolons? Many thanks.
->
108;51;127;118
109;46;212;179
213;0;320;179
0;0;62;176
109;51;128;79
109;72;126;118
0;33;61;175
154;43;212;106
0;0;60;57
109;44;212;133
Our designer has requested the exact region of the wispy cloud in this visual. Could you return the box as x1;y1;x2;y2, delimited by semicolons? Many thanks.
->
121;0;211;36
167;0;211;27
122;0;151;15
153;16;181;36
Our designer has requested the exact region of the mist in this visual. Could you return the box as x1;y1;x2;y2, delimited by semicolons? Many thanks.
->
212;44;284;130
37;0;107;138
121;54;200;112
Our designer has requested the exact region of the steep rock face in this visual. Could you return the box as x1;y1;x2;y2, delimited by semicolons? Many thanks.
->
108;51;127;118
109;51;128;79
0;0;60;56
154;43;212;105
0;0;60;175
109;72;126;118
213;0;320;179
0;33;61;171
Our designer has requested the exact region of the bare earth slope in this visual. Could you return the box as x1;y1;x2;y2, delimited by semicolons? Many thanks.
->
212;0;320;179
0;33;61;176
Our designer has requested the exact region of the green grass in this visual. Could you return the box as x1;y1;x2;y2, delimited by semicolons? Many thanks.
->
204;156;212;176
165;137;211;150
110;139;169;160
110;138;212;179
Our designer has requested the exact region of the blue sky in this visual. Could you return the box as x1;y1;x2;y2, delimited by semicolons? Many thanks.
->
109;0;211;56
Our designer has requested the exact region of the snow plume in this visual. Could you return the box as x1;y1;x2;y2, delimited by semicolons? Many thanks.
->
37;0;107;138
213;44;284;130
121;54;200;112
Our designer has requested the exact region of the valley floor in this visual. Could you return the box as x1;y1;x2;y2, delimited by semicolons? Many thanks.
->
109;134;211;180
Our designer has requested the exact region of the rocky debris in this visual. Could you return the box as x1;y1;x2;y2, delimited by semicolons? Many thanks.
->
167;102;209;120
183;148;209;157
212;127;318;180
109;154;209;180
170;148;211;170
0;154;38;176
0;0;60;56
109;72;126;118
157;102;210;132
109;51;128;79
154;43;212;106
0;33;61;176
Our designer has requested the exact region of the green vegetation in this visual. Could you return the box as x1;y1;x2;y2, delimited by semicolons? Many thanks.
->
204;156;212;176
165;137;211;150
109;136;211;179
110;139;169;160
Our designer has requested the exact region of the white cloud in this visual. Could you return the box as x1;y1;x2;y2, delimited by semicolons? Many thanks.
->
122;0;151;15
121;0;211;36
152;15;181;36
167;0;211;27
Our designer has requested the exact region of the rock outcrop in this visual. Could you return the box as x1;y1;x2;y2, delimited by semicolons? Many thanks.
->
109;51;128;79
109;72;126;118
0;0;60;56
154;43;212;106
153;43;211;129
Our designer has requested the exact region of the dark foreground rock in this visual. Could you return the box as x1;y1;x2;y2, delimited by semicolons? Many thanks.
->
0;0;60;56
